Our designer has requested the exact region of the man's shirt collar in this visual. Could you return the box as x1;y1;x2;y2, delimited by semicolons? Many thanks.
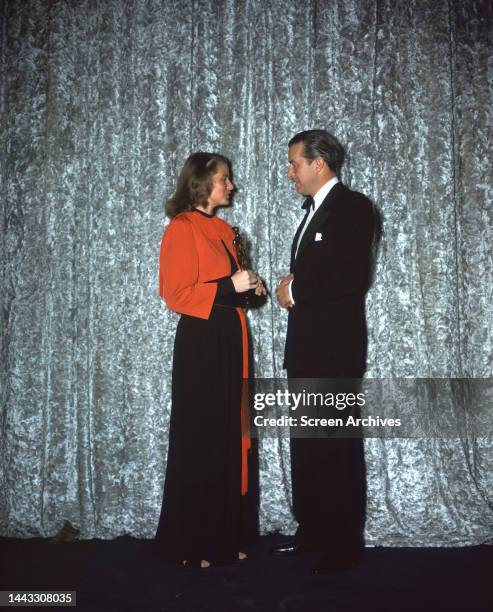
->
313;176;339;211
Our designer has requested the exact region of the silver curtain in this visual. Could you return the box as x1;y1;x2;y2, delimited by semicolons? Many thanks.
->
1;0;492;545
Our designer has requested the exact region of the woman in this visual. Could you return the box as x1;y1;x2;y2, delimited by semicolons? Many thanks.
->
154;152;265;568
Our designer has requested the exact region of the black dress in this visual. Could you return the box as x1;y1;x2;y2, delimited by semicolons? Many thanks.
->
154;210;256;565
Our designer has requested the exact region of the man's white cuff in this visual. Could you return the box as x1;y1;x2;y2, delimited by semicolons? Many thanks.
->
288;280;295;305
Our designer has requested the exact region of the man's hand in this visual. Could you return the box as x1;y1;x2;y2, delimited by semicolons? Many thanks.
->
276;273;294;308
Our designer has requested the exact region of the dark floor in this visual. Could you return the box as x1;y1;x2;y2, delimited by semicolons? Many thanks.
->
0;535;491;612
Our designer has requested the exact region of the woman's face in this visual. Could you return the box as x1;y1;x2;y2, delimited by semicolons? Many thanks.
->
207;163;234;208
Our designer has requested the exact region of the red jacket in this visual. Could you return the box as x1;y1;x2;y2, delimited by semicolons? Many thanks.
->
159;211;238;319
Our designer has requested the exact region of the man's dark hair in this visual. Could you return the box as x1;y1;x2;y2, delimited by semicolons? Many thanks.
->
288;129;345;176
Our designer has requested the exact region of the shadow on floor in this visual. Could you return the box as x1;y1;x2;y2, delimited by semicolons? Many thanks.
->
0;535;491;611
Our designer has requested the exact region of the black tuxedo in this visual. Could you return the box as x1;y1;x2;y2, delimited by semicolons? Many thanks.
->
284;181;374;376
284;181;375;560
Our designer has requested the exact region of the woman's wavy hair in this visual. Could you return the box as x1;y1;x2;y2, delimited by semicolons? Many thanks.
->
165;152;230;218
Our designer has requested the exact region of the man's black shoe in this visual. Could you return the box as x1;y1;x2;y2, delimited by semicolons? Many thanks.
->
270;541;300;556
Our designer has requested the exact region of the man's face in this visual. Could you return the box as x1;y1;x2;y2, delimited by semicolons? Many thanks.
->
287;142;317;197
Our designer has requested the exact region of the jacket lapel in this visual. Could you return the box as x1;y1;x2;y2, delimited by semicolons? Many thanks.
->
290;207;311;272
295;182;345;264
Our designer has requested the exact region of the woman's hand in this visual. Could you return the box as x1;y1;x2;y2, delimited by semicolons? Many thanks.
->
231;269;259;293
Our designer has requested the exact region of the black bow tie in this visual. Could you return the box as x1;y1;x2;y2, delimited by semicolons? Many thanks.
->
302;197;314;210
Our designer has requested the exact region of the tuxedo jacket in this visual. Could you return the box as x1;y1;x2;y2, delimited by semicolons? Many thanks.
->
283;182;375;377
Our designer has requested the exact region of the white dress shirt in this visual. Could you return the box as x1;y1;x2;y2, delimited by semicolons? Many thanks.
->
288;176;340;304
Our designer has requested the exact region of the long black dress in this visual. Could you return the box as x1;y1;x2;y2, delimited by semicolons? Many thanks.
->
153;209;256;565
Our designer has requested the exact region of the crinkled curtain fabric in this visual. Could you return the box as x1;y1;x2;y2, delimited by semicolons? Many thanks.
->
0;0;492;544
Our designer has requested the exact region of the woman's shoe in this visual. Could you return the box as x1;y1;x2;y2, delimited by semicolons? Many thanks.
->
182;559;210;569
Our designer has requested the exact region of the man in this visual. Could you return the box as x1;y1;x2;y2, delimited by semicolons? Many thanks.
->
274;129;375;575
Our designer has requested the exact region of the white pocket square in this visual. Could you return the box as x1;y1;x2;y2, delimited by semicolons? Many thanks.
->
315;232;323;241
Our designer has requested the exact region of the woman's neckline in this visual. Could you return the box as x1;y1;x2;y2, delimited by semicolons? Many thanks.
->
192;207;214;218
